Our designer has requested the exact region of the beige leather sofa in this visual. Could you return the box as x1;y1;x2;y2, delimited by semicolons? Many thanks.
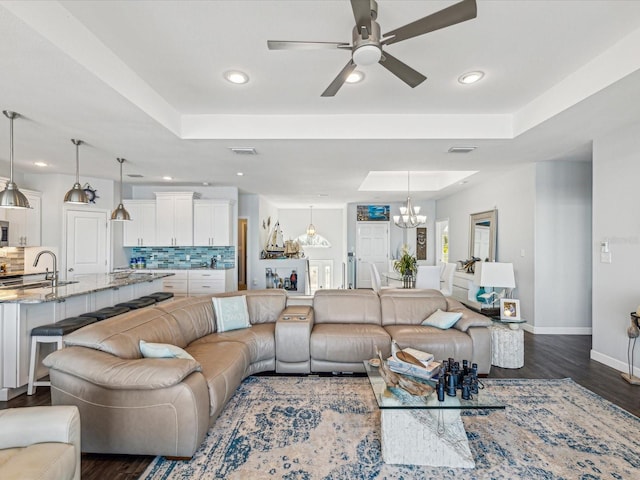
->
0;405;81;480
43;288;490;458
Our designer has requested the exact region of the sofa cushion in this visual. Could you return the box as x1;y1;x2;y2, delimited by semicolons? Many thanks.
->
0;443;76;480
191;323;276;364
313;289;381;325
185;341;250;418
156;296;216;343
379;289;449;326
310;323;391;363
211;290;287;325
421;309;462;329
139;340;195;361
385;324;473;362
212;295;251;332
64;308;186;359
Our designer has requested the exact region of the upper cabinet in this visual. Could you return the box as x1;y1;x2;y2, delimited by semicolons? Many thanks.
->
193;200;232;246
123;200;156;247
7;190;41;246
155;192;194;246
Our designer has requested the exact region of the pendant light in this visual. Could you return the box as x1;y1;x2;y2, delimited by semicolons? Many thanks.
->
0;110;30;209
296;206;331;248
393;171;426;229
110;158;131;221
306;205;316;237
63;139;88;204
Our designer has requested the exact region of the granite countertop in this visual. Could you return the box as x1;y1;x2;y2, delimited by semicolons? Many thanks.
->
0;272;174;304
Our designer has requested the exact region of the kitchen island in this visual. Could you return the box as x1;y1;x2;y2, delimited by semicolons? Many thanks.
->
0;271;174;400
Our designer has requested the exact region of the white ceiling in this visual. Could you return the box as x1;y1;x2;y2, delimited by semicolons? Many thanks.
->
1;0;640;207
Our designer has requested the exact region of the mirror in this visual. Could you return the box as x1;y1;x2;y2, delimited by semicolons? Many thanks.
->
469;210;497;262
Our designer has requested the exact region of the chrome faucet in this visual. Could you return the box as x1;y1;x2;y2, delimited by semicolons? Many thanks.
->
33;250;58;287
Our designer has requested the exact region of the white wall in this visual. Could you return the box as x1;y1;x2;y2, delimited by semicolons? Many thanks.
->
277;207;346;289
436;165;536;324
534;161;592;333
592;121;640;377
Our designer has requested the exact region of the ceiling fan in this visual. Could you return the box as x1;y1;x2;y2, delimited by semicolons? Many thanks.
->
267;0;477;97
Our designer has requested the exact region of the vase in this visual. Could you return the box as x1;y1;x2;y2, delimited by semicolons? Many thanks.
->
402;274;415;289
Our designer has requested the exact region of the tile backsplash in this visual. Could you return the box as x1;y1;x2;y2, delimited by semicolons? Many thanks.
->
129;246;235;269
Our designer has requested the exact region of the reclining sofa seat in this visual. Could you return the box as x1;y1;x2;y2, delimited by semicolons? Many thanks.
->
43;289;287;458
379;288;492;374
310;289;391;372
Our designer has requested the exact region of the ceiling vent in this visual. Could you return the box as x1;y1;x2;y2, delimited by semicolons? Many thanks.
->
448;146;477;153
127;174;144;178
229;147;257;155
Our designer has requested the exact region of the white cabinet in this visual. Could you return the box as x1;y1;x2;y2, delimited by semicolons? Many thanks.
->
188;269;226;295
123;200;156;247
7;190;41;246
155;193;194;246
160;270;189;296
193;200;232;246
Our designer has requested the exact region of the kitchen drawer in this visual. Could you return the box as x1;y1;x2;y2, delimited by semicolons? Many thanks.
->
189;278;225;295
162;279;188;295
188;270;224;280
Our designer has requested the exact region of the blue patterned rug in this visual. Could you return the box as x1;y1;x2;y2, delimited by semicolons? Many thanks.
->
140;376;640;479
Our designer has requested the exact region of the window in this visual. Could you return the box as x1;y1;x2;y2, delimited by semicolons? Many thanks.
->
308;259;333;294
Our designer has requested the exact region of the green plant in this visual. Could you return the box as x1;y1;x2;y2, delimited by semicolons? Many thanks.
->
393;245;417;277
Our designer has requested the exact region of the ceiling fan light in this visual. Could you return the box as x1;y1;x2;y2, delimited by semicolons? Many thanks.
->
352;44;381;66
345;71;364;84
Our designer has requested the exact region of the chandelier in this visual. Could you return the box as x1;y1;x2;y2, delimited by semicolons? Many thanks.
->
297;206;331;248
393;171;426;229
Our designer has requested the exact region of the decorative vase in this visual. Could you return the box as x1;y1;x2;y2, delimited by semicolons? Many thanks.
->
403;274;415;289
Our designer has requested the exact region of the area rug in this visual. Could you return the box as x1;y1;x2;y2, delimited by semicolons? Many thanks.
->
140;377;640;479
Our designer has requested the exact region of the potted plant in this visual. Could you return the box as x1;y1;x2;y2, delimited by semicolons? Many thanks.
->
393;245;417;288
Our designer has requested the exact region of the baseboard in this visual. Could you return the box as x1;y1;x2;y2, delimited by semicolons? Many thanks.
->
590;349;639;377
528;326;592;335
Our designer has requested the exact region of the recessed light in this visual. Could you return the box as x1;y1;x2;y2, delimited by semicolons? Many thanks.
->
458;71;484;85
346;71;364;84
236;172;244;176
224;70;249;84
163;176;173;181
34;161;47;167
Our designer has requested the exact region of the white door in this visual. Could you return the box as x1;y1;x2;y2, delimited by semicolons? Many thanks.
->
356;222;389;289
65;210;109;277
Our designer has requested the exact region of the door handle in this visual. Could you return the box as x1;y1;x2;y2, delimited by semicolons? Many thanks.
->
68;268;74;272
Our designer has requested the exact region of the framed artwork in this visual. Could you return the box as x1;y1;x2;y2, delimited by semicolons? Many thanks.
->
357;205;390;221
416;227;427;260
500;298;521;321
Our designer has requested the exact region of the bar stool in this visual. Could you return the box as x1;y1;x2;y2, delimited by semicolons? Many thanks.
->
28;316;98;395
147;291;174;303
80;305;131;321
115;296;157;310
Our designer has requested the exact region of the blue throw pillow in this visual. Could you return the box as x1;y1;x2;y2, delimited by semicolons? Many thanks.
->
212;295;252;332
421;309;463;329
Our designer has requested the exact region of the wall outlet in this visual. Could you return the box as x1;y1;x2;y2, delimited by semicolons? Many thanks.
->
186;254;190;261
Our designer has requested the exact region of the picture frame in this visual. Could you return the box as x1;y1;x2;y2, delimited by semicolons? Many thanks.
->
356;205;390;221
416;227;427;260
500;298;521;321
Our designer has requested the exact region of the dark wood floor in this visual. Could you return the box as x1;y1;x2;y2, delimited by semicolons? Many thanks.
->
2;333;639;480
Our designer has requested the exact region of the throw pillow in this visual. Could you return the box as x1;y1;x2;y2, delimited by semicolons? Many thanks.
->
139;340;195;360
212;295;252;332
421;309;463;329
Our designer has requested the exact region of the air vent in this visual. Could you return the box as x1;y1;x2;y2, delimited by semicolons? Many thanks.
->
127;174;144;178
229;147;257;155
448;146;477;153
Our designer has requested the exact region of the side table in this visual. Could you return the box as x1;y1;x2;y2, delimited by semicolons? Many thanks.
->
489;320;524;368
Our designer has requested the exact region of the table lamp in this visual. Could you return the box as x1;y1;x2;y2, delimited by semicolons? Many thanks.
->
474;262;516;306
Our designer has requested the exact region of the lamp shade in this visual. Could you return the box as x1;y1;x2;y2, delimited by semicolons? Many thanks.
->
110;203;131;221
64;183;88;204
0;181;30;208
474;262;515;288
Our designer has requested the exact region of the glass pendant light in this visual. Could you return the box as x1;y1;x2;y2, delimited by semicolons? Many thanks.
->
64;139;89;204
110;158;131;221
0;111;30;209
306;206;316;237
393;171;426;229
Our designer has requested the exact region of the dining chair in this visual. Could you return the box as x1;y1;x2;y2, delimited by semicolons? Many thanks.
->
440;263;457;296
414;265;441;289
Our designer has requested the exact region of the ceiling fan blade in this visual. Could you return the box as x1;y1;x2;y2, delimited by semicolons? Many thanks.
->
267;40;350;50
379;51;426;88
321;60;357;97
350;0;372;39
383;0;477;46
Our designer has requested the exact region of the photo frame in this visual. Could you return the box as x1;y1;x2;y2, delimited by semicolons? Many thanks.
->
357;205;390;221
500;298;521;321
416;227;427;260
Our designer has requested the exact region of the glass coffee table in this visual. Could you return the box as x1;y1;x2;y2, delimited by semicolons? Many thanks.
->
363;361;504;468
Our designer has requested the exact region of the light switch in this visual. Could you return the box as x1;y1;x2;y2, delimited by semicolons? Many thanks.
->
600;252;612;263
520;249;525;257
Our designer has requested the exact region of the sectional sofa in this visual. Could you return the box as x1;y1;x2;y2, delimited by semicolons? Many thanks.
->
43;288;492;458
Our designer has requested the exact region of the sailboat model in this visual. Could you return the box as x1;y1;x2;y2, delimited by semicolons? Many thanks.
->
265;221;285;254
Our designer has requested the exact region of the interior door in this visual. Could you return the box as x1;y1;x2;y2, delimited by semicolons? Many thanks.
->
65;209;109;277
356;222;389;289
